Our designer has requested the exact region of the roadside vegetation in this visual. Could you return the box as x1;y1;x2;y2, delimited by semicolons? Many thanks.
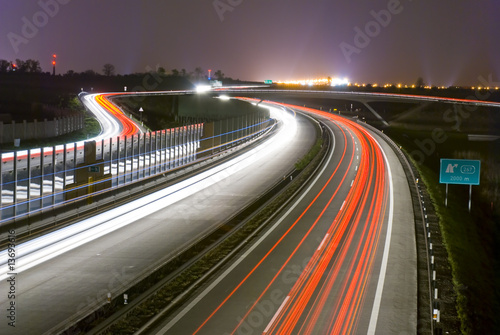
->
386;127;500;334
295;138;323;170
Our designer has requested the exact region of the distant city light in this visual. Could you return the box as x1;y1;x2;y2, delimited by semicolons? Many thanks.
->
274;77;477;90
331;77;349;86
276;77;350;86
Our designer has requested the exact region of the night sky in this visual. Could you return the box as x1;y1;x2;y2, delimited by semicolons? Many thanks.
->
1;0;499;86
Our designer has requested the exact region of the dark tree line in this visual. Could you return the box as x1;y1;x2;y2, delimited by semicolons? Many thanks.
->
0;59;42;73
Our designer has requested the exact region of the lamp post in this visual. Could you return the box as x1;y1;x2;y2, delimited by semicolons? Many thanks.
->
139;107;144;126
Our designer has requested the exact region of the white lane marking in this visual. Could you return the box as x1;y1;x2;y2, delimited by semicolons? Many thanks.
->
340;200;346;211
350;180;354;187
367;133;395;334
317;233;330;251
263;296;290;334
355;165;358;171
155;121;338;334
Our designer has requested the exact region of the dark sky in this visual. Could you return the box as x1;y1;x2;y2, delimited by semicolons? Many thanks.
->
1;0;499;86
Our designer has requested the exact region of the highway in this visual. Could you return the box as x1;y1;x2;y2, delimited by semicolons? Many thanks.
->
0;104;314;334
149;102;417;334
0;90;419;334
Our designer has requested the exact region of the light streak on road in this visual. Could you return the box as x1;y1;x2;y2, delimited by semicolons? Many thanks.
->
222;88;500;108
82;93;128;140
263;104;393;334
0;104;296;281
177;101;395;335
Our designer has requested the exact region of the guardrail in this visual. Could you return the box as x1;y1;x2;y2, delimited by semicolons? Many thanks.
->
359;120;437;334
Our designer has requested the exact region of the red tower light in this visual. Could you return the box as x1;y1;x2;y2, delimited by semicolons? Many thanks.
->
52;54;56;75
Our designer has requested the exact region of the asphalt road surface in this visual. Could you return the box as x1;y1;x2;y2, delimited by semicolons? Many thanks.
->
0;106;315;334
149;103;417;335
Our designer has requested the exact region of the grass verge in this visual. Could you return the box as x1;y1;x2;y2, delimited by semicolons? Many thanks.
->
416;163;498;334
295;138;323;170
387;127;500;334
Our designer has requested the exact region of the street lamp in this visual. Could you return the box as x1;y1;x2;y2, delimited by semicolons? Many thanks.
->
139;107;144;125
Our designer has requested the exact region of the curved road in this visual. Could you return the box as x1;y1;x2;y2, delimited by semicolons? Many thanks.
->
149;102;417;334
0;105;315;334
0;93;418;334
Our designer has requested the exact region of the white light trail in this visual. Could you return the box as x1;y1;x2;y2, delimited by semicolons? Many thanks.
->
0;105;296;281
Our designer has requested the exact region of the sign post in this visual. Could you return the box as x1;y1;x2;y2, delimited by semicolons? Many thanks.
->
439;159;480;212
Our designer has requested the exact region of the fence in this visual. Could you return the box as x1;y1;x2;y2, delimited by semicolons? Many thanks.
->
0;112;272;224
0;115;84;144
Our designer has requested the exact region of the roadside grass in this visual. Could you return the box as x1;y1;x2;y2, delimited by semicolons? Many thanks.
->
295;138;323;170
417;163;498;334
387;127;500;334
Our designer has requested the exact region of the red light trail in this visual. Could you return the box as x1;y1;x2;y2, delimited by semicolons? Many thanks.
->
94;93;140;137
190;101;392;335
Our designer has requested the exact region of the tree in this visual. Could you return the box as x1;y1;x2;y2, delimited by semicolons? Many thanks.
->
103;63;115;76
157;66;166;75
171;68;179;76
15;59;26;72
194;67;204;80
24;59;42;73
180;68;187;77
82;69;97;76
214;69;224;80
0;60;10;72
415;76;425;88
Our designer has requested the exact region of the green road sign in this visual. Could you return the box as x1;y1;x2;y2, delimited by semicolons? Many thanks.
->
439;159;480;185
